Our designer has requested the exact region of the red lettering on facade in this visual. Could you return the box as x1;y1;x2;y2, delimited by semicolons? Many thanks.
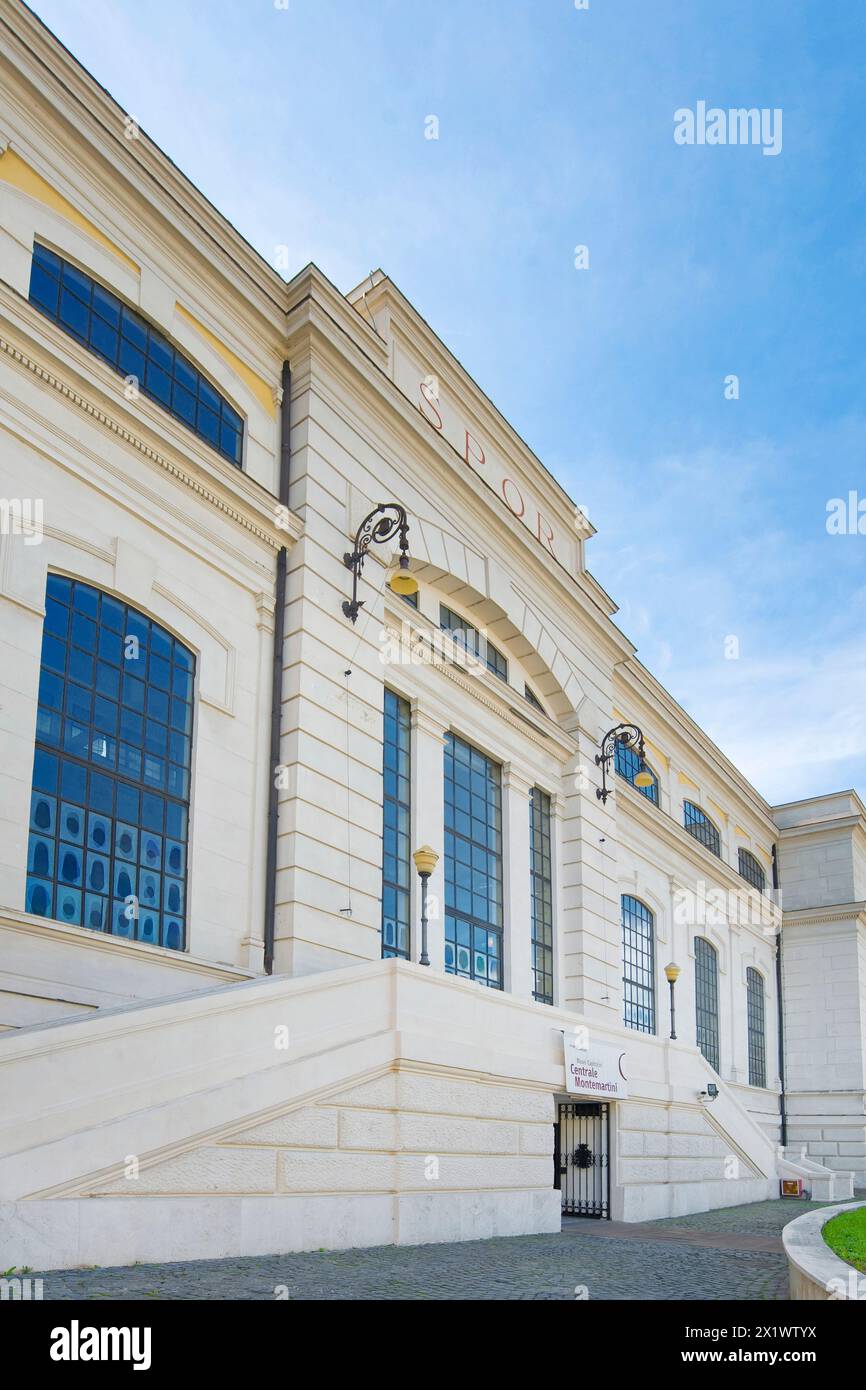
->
464;430;486;469
419;381;443;430
536;512;556;556
501;477;525;518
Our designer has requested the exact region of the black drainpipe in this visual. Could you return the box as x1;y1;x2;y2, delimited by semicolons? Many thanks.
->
263;361;292;975
772;842;788;1148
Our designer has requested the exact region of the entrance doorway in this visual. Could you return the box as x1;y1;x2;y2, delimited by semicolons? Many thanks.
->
555;1101;610;1219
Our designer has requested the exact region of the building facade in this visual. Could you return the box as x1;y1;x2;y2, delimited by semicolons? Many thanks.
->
0;0;862;1270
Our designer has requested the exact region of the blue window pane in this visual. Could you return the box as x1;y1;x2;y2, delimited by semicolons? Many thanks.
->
26;877;53;917
56;885;82;924
61;260;92;297
90;318;118;364
59;287;88;339
92;283;121;327
30;261;60;315
32;749;58;792
25;577;193;950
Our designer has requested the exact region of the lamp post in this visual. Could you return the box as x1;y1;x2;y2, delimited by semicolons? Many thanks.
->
342;503;418;623
413;845;439;967
664;962;681;1040
595;723;653;804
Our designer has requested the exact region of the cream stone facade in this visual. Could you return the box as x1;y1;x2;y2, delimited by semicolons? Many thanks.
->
0;1;862;1272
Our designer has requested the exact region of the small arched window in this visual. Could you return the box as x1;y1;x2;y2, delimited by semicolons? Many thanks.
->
746;967;767;1088
694;936;720;1071
683;801;721;857
738;848;766;894
621;895;656;1034
26;575;194;950
615;740;660;804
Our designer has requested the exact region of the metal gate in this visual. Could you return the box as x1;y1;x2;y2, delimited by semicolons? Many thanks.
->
555;1101;610;1218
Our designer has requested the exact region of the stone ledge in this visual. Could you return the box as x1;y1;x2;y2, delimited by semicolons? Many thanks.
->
782;1201;866;1300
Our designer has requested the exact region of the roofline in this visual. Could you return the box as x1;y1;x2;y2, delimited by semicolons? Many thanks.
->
9;0;288;315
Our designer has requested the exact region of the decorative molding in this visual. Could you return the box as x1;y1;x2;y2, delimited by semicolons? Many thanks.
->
152;581;236;716
0;333;292;550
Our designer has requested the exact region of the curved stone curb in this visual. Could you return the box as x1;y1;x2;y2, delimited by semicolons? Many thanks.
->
782;1201;866;1300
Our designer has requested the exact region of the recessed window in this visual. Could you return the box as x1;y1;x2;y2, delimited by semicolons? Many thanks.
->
524;684;545;713
381;689;411;960
746;967;766;1088
26;574;193;950
615;740;659;804
683;800;721;857
530;788;554;1004
444;733;503;989
694;936;720;1072
622;895;655;1034
28;244;244;467
738;848;766;894
439;604;508;683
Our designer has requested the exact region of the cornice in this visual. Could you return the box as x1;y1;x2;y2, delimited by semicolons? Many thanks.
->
349;272;588;528
616;776;782;914
615;657;776;828
382;605;576;763
0;906;257;981
0;1;287;334
287;284;634;663
0;316;301;553
781;902;866;929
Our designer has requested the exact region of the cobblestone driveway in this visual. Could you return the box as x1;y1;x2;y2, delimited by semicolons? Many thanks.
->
31;1199;838;1301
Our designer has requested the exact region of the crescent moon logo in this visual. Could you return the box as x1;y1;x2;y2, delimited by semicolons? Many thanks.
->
618;1053;628;1080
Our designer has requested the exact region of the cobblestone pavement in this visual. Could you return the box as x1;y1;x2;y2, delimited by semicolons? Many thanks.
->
26;1198;846;1301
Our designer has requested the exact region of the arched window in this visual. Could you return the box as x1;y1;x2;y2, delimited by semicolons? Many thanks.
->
694;936;720;1071
25;575;194;950
621;895;655;1034
614;740;660;804
746;967;767;1088
29;244;244;466
738;848;766;894
683;801;721;857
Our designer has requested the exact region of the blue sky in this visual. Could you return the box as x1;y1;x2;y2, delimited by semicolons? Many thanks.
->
29;0;866;805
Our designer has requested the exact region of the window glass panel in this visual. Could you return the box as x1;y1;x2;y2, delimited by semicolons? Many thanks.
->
26;577;193;952
621;895;656;1033
439;605;508;683
381;690;411;960
444;734;503;989
694;937;720;1071
530;789;554;1004
29;245;244;466
683;801;721;857
738;848;766;893
747;967;767;1087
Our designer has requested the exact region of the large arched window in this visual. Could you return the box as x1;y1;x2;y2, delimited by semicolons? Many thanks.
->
25;574;194;950
738;848;766;894
614;740;659;804
683;801;721;857
621;895;656;1033
694;936;720;1071
746;967;767;1088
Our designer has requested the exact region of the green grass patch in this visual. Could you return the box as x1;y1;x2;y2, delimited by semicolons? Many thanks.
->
823;1205;866;1272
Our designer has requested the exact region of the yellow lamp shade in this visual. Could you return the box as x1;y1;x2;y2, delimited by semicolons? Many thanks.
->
664;962;681;983
634;765;654;789
413;845;439;877
389;568;419;597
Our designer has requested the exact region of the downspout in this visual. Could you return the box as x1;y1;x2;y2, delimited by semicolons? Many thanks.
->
264;361;291;975
772;842;788;1148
